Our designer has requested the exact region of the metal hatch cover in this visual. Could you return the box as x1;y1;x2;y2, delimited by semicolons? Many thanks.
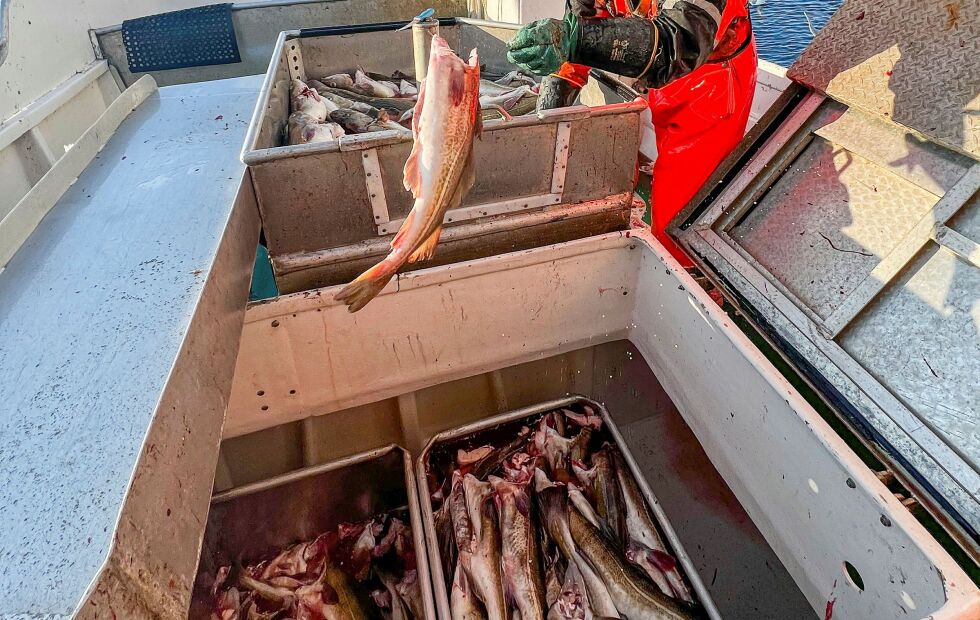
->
675;81;980;559
788;0;980;160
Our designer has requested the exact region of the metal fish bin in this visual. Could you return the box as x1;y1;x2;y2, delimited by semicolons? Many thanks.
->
223;231;980;619
416;395;720;619
189;444;437;619
241;19;646;293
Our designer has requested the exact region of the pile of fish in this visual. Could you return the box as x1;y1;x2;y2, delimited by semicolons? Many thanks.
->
209;512;421;620
287;66;539;146
426;404;701;620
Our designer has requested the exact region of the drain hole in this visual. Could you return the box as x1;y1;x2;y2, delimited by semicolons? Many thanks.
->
843;561;865;591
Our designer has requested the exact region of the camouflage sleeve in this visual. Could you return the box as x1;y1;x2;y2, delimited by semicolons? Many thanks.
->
642;0;729;88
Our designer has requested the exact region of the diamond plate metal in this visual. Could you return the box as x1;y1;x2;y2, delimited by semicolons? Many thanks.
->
732;137;939;319
839;243;980;470
788;0;980;159
948;191;980;242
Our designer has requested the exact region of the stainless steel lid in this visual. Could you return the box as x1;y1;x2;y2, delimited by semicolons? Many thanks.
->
671;13;980;557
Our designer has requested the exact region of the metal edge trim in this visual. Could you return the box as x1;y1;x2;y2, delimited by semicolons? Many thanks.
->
402;448;439;620
240;30;289;163
271;192;633;275
211;443;401;503
243;232;635;320
414;395;720;619
92;1;345;35
299;17;458;37
244;99;645;164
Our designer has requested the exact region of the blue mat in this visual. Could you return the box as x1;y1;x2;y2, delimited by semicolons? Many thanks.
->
122;4;240;73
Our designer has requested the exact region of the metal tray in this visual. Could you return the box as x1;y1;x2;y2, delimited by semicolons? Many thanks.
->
241;19;645;293
414;395;720;620
190;444;437;619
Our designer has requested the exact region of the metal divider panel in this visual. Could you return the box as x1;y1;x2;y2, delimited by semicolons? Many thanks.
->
788;0;980;159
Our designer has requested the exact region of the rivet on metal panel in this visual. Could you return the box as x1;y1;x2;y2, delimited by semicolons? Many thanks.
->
362;148;390;231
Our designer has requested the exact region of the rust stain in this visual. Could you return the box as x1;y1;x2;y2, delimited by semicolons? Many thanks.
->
944;2;961;29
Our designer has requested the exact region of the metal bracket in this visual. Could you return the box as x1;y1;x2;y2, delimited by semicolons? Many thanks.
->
551;121;572;197
361;149;390;228
284;38;305;82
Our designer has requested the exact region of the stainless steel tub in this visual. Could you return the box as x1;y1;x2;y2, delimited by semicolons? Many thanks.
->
241;19;646;293
190;444;436;619
414;395;720;620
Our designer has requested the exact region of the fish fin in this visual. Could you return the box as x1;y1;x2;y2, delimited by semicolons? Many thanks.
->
403;147;423;196
391;209;417;249
333;262;396;313
402;78;426;196
407;227;442;264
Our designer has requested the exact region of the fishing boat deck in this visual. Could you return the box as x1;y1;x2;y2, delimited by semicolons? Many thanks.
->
0;75;261;617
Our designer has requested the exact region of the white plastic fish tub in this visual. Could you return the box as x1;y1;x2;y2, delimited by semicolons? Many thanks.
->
222;231;980;619
417;395;721;619
241;19;645;293
189;445;438;619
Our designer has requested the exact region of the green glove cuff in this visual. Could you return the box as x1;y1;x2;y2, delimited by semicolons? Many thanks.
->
506;15;580;76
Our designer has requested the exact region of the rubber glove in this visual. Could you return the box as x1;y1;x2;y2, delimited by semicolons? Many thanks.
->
506;14;579;77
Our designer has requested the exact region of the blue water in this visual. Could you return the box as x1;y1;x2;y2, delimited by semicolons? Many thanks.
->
750;0;844;67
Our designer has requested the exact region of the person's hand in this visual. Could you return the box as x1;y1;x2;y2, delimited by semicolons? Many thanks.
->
570;0;598;17
506;15;579;76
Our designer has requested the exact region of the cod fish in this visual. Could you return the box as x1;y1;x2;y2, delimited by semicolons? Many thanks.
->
288;112;345;145
491;475;546;620
291;78;333;121
451;563;488;620
613;452;693;603
377;567;415;620
321;86;416;113
354;68;398;98
535;470;619;618
549;561;590;620
434;500;458;590
309;81;380;116
320;73;356;89
329;108;403;134
335;36;481;312
581;446;628;549
462;475;507;620
568;507;694;620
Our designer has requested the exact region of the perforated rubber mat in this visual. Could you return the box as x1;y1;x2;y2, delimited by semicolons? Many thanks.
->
122;4;241;73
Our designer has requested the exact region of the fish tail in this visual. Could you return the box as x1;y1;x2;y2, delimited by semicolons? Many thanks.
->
334;261;396;313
